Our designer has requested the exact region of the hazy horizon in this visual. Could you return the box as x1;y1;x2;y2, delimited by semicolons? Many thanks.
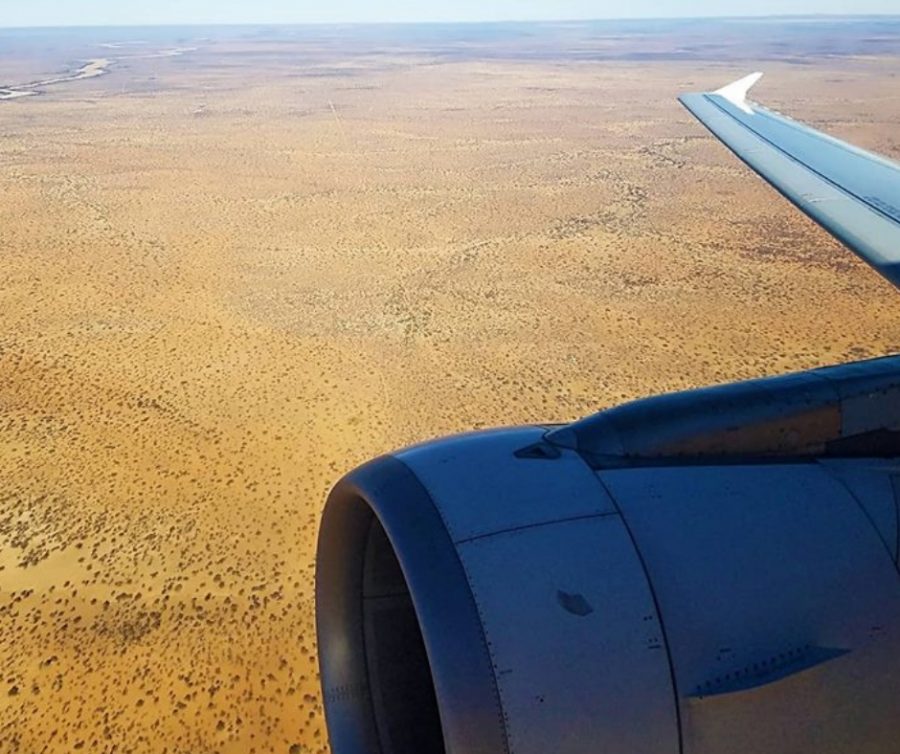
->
3;13;900;31
2;0;900;29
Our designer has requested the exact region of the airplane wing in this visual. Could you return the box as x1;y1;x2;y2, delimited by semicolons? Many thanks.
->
679;73;900;289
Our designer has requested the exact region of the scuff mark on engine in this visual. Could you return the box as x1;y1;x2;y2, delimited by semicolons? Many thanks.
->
557;590;593;617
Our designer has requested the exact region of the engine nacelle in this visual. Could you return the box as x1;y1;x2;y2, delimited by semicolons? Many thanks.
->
316;359;900;754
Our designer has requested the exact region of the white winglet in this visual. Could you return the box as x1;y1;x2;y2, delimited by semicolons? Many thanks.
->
714;72;763;115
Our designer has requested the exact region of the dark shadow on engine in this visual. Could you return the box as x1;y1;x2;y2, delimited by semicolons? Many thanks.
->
361;515;446;754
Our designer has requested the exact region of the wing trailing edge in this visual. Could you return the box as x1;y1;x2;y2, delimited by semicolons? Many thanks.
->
680;74;900;289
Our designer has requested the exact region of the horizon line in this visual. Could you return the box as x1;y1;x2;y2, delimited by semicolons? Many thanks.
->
2;12;900;31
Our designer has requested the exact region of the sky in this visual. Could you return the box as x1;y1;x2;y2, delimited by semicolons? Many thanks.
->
1;0;897;27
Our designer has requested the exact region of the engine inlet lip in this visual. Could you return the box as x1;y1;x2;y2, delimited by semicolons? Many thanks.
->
316;453;510;754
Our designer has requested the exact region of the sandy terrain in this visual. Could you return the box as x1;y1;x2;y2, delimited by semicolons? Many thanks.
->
1;18;900;754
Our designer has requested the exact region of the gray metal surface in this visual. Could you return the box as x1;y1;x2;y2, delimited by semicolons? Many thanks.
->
398;427;616;542
600;463;900;754
319;432;900;754
547;355;900;465
818;459;900;563
456;515;679;754
680;85;900;288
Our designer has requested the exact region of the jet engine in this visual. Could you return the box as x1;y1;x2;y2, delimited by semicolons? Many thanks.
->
316;356;900;754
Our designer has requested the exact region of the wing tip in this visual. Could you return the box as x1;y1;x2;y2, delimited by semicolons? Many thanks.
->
713;71;764;114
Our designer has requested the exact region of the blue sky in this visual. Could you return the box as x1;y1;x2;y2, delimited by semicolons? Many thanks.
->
1;0;897;27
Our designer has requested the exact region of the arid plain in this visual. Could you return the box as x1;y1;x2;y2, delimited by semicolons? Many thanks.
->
2;18;900;754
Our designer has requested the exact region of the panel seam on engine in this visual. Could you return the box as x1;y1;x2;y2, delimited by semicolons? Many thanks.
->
393;457;515;754
453;511;622;546
818;463;900;576
592;469;685;754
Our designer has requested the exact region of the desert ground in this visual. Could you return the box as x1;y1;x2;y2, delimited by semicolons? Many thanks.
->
1;17;900;754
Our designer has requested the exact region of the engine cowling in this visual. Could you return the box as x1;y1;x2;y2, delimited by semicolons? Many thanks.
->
316;359;900;754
